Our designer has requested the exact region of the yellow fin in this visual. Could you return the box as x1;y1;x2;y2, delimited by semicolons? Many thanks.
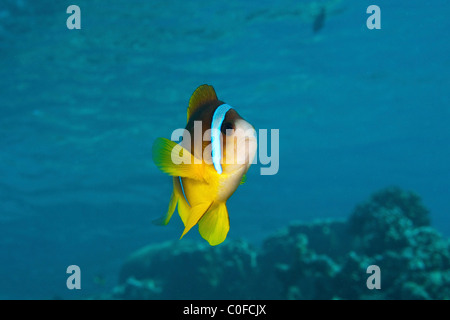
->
240;174;247;185
152;137;204;180
179;202;213;239
152;191;178;226
198;203;230;246
187;84;218;121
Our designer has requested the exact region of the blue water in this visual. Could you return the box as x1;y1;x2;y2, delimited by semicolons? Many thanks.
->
1;0;449;299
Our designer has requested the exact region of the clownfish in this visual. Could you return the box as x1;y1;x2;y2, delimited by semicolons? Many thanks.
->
152;84;257;246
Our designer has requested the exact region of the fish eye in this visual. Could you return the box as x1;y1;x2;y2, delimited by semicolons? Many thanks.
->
222;122;234;135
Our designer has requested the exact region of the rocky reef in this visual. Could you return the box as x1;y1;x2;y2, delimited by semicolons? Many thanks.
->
115;240;257;300
109;187;450;300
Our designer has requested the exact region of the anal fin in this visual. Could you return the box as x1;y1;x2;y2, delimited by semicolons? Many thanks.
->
179;202;213;239
198;202;230;246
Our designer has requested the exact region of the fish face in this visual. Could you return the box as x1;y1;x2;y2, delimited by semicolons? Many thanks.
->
221;114;257;175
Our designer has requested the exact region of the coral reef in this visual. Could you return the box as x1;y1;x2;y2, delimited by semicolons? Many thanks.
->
114;240;257;299
110;187;449;300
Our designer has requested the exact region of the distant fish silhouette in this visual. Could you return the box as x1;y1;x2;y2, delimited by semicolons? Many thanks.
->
312;7;326;33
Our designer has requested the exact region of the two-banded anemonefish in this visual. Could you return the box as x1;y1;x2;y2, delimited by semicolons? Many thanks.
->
152;84;257;246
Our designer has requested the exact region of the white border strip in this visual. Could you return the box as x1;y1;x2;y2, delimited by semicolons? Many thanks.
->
211;104;233;174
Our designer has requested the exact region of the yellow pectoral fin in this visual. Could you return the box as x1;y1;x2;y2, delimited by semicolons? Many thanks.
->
198;203;230;246
152;137;204;181
180;202;213;239
152;191;178;226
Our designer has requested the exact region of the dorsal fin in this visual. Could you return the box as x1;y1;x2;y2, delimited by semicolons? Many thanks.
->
187;84;218;121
